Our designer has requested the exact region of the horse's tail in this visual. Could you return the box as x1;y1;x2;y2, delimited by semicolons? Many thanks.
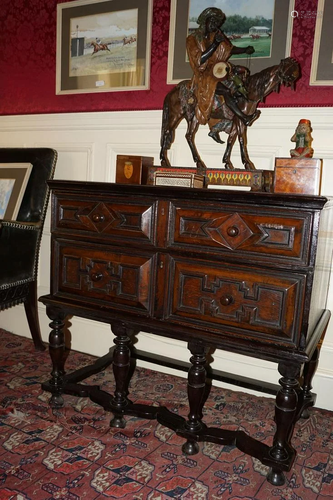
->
160;94;172;149
160;81;190;150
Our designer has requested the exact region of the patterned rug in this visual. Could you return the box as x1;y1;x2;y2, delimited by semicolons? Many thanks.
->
0;329;333;499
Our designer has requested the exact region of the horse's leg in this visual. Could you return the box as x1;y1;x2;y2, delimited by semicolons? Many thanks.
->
185;117;207;176
159;98;183;168
236;121;256;170
223;122;238;170
160;132;173;169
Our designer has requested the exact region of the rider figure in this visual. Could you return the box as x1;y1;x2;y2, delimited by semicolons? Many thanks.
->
225;65;250;99
186;7;260;127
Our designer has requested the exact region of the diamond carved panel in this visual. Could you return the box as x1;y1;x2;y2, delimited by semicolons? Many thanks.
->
77;202;117;232
206;213;253;249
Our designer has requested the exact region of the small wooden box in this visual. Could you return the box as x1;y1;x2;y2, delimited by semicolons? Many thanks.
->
153;171;205;188
116;155;154;184
146;166;197;184
274;158;322;195
206;169;269;191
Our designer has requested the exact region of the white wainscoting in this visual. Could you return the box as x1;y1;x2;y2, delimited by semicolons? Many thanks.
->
1;107;333;409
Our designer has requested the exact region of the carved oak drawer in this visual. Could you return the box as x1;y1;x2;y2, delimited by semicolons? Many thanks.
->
52;240;156;315
166;256;306;345
169;203;313;266
53;196;157;246
46;181;332;357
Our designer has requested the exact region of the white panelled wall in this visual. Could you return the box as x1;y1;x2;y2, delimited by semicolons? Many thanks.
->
1;107;333;409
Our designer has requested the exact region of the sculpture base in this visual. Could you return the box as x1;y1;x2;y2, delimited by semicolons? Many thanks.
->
148;167;273;192
153;171;205;188
206;169;272;192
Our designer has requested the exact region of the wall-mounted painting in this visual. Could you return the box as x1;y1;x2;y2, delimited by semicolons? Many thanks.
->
167;0;295;84
0;163;32;220
310;0;333;85
56;0;153;94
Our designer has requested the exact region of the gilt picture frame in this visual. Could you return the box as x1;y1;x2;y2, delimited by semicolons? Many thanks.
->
56;0;153;94
0;163;32;220
310;0;333;85
167;0;294;84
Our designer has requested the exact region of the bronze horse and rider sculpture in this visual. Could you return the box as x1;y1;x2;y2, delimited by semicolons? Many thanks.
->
160;8;300;174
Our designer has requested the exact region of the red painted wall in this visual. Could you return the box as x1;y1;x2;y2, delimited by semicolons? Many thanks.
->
0;0;331;116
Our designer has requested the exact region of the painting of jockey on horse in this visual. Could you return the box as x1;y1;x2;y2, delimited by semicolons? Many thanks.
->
69;8;138;78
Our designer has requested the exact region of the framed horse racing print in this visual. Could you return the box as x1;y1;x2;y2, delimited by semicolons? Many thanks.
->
310;0;333;85
56;0;153;94
167;0;295;84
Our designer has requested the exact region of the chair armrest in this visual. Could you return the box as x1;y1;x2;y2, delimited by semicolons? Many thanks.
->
0;222;41;287
0;220;40;231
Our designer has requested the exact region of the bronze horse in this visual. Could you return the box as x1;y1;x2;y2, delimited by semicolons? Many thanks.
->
160;57;300;173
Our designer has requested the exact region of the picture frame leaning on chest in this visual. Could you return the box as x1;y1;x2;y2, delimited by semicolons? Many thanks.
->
0;163;32;220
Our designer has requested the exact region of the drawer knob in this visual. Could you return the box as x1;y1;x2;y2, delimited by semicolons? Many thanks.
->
220;295;234;306
92;214;105;223
90;272;103;282
227;226;239;237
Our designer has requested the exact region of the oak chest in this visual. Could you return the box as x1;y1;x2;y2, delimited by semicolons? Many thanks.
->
40;181;333;485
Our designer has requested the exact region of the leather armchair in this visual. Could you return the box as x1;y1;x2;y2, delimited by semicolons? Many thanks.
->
0;148;57;350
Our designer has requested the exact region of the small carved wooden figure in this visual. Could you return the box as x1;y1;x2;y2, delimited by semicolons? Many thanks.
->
290;119;314;158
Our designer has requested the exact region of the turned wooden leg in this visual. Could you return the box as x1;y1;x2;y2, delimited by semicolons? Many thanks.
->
46;307;67;408
267;361;300;486
300;347;319;419
110;322;135;429
182;342;208;456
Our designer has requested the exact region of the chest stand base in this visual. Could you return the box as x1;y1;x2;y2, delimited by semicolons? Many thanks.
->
41;311;319;487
